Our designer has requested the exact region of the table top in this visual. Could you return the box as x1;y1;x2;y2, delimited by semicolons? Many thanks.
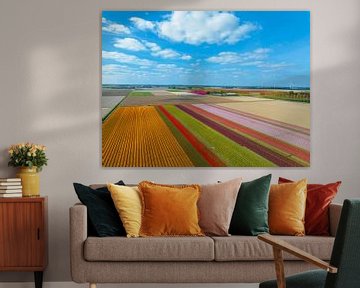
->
0;196;47;203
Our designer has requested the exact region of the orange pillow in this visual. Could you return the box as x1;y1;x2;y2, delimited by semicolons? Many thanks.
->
269;179;307;236
138;181;204;237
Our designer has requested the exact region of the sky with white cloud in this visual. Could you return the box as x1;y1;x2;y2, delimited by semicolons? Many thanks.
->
102;11;310;87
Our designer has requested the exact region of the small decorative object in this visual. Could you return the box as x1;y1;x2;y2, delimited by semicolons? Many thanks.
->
8;143;48;197
0;178;22;198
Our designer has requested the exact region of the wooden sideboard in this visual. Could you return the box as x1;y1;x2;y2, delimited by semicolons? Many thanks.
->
0;197;48;288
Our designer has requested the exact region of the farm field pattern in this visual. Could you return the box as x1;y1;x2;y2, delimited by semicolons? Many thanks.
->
102;88;310;167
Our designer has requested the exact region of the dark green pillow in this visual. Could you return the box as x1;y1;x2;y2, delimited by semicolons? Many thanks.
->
73;181;126;237
229;174;272;236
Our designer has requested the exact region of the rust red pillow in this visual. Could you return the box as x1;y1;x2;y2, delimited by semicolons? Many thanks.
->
278;177;341;236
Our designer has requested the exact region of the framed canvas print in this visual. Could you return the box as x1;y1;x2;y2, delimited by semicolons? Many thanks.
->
101;11;310;167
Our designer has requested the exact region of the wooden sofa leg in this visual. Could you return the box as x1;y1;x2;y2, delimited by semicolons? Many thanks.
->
89;284;96;288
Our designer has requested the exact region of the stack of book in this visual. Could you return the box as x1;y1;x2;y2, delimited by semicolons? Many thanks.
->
0;178;22;197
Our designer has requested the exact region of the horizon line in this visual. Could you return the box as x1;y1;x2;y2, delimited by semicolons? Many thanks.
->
102;84;310;90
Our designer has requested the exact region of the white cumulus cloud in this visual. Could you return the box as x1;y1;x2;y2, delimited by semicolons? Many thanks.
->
156;64;177;69
114;38;147;51
181;55;192;60
127;40;192;60
258;62;291;72
258;62;290;69
157;11;259;45
151;48;180;59
130;17;155;31
143;41;162;52
206;48;290;72
102;51;154;66
102;17;130;35
102;64;133;75
207;48;270;64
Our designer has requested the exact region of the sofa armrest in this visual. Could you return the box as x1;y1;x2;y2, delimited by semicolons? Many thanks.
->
69;203;88;283
329;203;342;237
258;233;337;288
258;234;338;273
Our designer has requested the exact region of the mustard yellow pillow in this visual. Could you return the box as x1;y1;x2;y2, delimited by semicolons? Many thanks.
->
138;181;204;237
107;183;142;238
269;179;307;236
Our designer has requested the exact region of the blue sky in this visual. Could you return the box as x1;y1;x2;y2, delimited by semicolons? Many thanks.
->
102;11;310;87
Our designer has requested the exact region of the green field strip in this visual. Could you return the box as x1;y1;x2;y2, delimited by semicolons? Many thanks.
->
189;105;309;165
129;91;153;96
156;107;210;167
163;105;276;167
221;123;309;166
166;89;188;92
261;95;310;103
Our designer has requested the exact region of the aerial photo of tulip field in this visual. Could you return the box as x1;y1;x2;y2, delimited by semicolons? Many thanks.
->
101;11;310;167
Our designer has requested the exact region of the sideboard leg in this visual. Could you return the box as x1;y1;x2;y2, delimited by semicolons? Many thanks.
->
34;271;43;288
90;283;97;288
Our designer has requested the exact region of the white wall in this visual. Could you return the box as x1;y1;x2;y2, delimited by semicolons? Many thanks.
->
0;0;360;283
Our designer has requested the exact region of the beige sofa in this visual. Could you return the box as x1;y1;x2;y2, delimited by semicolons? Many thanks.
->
70;203;342;287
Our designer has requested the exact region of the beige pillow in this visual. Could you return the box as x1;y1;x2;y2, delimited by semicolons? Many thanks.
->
198;178;242;236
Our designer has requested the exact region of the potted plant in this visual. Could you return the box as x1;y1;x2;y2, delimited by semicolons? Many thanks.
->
8;143;48;197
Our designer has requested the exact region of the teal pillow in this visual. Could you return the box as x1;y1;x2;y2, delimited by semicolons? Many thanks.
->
229;174;272;236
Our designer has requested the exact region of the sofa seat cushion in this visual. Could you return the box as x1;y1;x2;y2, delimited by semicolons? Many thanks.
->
84;236;214;261
212;236;334;261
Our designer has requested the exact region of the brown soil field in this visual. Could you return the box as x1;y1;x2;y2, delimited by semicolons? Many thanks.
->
102;89;132;96
219;96;274;102
120;89;237;107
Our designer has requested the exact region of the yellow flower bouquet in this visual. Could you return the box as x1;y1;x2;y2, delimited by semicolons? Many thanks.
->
8;142;48;172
